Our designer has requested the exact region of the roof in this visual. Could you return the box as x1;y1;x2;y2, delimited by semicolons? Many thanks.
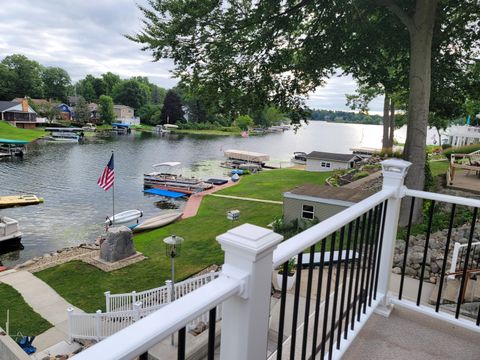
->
224;149;270;162
12;98;50;106
306;151;360;162
0;138;29;145
285;184;374;204
0;101;17;112
114;104;134;110
143;188;187;198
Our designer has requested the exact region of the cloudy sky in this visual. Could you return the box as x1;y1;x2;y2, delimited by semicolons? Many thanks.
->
0;0;383;112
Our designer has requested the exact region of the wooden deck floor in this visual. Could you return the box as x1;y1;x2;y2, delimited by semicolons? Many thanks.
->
447;168;480;194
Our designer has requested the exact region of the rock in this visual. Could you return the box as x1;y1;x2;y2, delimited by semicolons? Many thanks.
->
43;253;51;258
393;254;403;266
16;259;35;268
392;267;402;274
408;252;424;264
404;267;417;277
431;262;440;273
429;276;437;284
459;237;468;244
100;226;135;263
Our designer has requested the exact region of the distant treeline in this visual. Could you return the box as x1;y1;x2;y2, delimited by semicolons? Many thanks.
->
309;109;383;124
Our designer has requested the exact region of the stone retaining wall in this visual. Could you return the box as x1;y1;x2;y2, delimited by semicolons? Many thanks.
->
0;327;30;360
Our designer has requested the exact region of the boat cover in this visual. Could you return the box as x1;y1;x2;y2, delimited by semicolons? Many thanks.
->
0;138;29;145
206;178;229;185
144;189;187;198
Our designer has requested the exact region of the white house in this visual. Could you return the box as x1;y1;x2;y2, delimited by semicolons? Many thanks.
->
113;105;140;126
305;151;361;172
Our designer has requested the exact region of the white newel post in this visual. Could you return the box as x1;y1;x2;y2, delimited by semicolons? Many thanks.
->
104;291;111;313
217;224;283;360
95;310;102;341
67;308;74;343
376;159;411;316
165;280;173;303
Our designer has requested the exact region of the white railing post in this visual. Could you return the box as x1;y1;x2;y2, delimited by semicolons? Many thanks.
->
104;291;111;313
376;159;412;316
67;307;74;343
95;310;102;341
165;280;173;303
133;301;142;321
217;223;283;360
131;291;137;309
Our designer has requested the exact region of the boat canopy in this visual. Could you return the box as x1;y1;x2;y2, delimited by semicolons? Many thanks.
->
45;127;83;132
163;124;179;129
152;162;182;168
0;138;29;145
224;149;270;162
144;188;187;198
112;123;131;128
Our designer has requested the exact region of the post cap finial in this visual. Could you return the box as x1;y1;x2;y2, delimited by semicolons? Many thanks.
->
381;158;412;177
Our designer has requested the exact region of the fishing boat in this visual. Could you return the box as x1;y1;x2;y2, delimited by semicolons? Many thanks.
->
143;162;213;194
0;217;22;245
105;209;143;226
132;212;183;232
291;151;307;164
45;127;84;142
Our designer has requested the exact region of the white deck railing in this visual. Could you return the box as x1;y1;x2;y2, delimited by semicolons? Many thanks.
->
448;242;480;279
72;159;480;360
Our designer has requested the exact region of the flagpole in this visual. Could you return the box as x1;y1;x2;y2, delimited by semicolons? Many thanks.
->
112;150;115;224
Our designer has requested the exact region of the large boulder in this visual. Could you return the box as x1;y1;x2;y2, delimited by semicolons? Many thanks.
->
100;226;135;262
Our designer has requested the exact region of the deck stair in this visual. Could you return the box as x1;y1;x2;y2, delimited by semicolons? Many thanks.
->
68;272;220;342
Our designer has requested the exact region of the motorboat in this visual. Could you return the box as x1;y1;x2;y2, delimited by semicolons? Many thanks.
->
45;127;84;142
155;124;179;134
291;151;307;164
105;209;143;226
132;212;183;232
0;217;22;245
143;162;213;194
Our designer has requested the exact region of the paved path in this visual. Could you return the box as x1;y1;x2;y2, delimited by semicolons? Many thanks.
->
0;270;84;351
209;194;283;204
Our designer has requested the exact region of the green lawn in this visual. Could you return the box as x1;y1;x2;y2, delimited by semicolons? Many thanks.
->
0;121;46;142
173;129;241;136
0;283;51;336
36;196;282;312
429;160;449;177
217;168;332;201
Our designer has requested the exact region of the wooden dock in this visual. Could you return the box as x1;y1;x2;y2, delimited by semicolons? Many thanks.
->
0;194;44;208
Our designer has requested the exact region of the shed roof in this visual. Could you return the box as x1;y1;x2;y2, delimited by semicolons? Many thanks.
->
0;101;17;112
285;184;374;204
306;151;359;162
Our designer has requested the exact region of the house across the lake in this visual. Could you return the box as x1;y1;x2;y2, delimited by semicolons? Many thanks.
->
0;98;37;129
305;151;361;172
56;103;74;120
114;104;140;125
283;183;373;225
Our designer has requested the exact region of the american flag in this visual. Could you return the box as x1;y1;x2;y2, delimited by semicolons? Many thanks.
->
98;153;114;191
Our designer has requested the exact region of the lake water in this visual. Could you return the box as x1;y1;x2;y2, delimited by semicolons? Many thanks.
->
0;122;436;265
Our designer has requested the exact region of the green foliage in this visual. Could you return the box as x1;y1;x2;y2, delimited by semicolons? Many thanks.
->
352;171;369;180
277;258;296;276
177;121;237;132
1;54;44;99
75;96;90;124
424;158;434;191
102;72;122;97
0;121;45;142
443;144;480;159
112;79;150;110
42;67;72;102
309;109;382;125
0;283;51;336
160;90;184;124
76;77;96;102
35;102;61;123
441;144;452;150
98;95;115;124
235;115;254;130
138;104;162;125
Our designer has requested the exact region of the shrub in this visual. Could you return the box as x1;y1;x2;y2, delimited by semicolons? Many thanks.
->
353;171;369;180
443;144;480;159
441;143;452;150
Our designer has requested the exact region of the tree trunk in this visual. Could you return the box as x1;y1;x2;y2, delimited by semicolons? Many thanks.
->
388;98;395;149
382;94;390;152
400;0;438;226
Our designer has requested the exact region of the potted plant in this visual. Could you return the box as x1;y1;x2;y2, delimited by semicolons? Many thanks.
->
276;258;296;291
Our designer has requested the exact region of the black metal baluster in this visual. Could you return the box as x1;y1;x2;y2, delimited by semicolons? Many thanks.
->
436;204;456;312
301;246;316;360
399;197;415;300
139;352;148;360
208;308;216;360
346;218;360;334
455;207;478;318
329;227;345;358
310;239;326;360
373;201;388;298
417;200;436;306
289;252;304;359
337;222;353;348
276;261;289;360
477;300;480;326
320;232;336;360
364;205;379;309
368;204;382;305
352;215;365;327
358;210;372;318
178;327;186;360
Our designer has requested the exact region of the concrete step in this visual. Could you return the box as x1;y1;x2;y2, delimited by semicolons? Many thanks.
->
429;277;478;305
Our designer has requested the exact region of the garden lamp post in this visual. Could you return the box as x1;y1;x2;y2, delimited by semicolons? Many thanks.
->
163;234;184;346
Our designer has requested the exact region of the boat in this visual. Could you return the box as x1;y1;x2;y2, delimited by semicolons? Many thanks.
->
224;149;270;165
155;124;179;134
0;194;44;208
291;151;307;164
0;217;22;245
132;212;183;232
143;162;213;194
82;123;97;132
0;138;28;158
105;209;143;226
45;127;84;142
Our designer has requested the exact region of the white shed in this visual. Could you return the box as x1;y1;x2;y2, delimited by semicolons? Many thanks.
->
305;151;361;172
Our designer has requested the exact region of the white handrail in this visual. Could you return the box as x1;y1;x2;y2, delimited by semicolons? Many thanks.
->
72;276;241;360
273;188;394;267
404;189;480;208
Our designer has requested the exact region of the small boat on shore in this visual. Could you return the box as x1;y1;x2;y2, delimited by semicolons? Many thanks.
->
105;209;143;226
132;212;183;232
0;217;22;245
291;151;307;164
0;194;44;208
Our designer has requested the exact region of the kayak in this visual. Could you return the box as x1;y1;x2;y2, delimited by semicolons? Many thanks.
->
105;209;143;225
133;212;183;232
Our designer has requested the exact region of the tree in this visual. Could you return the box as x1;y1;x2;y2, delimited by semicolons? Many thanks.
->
102;72;122;96
112;79;150;110
0;63;15;100
150;84;166;105
159;90;184;124
235;115;254;131
138;104;162;125
1;54;44;98
75;96;90;124
42;67;72;102
76;78;96;102
36;102;60;123
98;95;115;124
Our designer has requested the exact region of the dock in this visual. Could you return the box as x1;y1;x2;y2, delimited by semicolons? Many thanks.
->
0;194;44;208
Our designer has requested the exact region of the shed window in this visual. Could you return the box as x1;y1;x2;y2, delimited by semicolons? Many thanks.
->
302;204;315;219
321;162;331;168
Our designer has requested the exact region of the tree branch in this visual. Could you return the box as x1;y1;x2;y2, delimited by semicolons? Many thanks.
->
375;0;414;33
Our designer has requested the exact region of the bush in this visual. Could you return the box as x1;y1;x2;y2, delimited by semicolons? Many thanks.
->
441;144;452;150
443;144;480;159
353;171;369;180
